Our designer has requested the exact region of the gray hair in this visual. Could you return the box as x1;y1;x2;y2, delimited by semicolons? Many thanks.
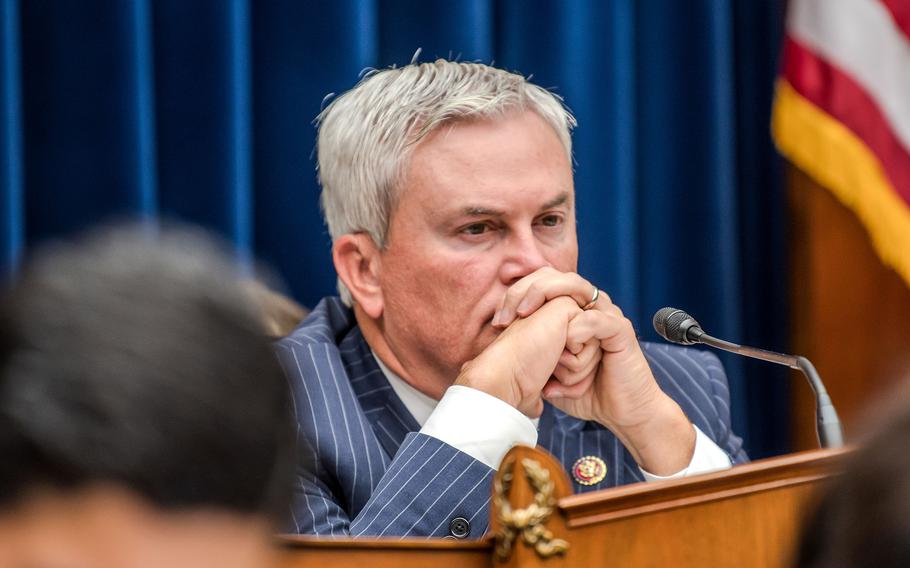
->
316;59;577;304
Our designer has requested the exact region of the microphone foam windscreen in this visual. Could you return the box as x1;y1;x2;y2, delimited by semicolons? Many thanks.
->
653;307;699;344
652;307;677;339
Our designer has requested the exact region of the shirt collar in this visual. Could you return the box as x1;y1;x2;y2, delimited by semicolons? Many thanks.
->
372;350;437;427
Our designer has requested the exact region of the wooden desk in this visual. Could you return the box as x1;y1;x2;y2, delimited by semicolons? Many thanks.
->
279;446;847;568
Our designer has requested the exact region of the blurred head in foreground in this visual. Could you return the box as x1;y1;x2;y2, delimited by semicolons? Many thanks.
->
0;225;293;568
795;382;910;568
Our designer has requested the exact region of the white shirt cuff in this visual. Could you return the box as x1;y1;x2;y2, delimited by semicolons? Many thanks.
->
420;385;538;470
639;425;732;481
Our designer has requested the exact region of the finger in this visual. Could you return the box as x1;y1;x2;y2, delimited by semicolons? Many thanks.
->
515;272;597;316
555;374;595;398
574;343;602;377
554;342;599;382
559;347;581;367
553;359;596;388
492;267;557;327
542;376;561;397
493;269;598;327
544;373;595;399
566;312;605;353
554;348;600;389
558;341;598;369
553;363;582;386
567;308;638;353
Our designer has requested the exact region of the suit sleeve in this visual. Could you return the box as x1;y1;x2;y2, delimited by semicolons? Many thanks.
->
699;350;749;464
275;339;494;538
644;344;748;465
290;432;494;538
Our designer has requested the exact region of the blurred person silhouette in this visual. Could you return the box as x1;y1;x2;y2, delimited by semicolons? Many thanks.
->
0;225;294;568
794;381;910;568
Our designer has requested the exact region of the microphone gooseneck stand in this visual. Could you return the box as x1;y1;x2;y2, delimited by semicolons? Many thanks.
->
687;328;843;449
652;307;844;449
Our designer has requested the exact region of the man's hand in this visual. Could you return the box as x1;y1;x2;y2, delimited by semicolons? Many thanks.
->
493;268;696;476
455;296;581;418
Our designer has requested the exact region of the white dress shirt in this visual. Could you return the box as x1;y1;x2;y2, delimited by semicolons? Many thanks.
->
375;353;732;480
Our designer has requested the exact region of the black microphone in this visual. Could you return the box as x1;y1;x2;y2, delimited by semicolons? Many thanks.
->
652;307;843;449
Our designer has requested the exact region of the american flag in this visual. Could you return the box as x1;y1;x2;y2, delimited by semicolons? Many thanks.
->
773;0;910;286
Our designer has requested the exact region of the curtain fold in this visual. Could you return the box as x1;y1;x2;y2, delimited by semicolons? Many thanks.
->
251;0;379;302
152;0;252;260
0;0;787;457
0;0;23;274
635;0;748;439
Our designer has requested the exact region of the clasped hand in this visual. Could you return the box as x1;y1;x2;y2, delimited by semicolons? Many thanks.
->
454;267;696;475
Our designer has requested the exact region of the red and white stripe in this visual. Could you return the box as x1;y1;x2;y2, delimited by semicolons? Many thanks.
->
784;0;910;201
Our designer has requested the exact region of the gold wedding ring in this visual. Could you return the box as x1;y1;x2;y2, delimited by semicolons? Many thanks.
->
582;287;599;310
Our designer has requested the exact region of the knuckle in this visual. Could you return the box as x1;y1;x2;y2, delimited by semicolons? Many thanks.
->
589;309;607;322
505;286;524;304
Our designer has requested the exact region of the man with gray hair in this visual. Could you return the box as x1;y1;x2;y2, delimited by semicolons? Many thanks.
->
277;59;747;538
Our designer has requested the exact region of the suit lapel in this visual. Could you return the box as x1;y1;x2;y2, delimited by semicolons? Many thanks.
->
339;327;420;459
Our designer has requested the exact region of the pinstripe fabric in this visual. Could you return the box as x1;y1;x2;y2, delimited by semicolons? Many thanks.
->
277;297;747;537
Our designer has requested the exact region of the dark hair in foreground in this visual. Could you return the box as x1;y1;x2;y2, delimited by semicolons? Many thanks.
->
0;226;294;522
795;387;910;567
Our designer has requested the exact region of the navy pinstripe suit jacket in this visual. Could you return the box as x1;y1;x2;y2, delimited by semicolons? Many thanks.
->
276;297;748;538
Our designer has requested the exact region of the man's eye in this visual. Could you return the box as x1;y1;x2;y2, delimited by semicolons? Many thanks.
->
539;215;562;227
462;223;490;235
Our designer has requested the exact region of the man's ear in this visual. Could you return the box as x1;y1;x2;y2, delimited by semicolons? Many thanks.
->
333;234;383;319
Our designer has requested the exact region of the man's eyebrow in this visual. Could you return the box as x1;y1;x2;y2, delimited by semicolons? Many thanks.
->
461;206;505;217
540;193;571;211
458;193;572;218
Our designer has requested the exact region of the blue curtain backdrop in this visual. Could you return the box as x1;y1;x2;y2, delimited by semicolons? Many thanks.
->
0;0;789;458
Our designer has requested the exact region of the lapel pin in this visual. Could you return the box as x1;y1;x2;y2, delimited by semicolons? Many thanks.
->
571;455;607;486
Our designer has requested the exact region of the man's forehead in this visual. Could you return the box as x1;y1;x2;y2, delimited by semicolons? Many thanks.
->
396;109;575;221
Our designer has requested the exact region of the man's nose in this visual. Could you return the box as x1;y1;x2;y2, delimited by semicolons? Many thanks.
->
499;230;550;285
